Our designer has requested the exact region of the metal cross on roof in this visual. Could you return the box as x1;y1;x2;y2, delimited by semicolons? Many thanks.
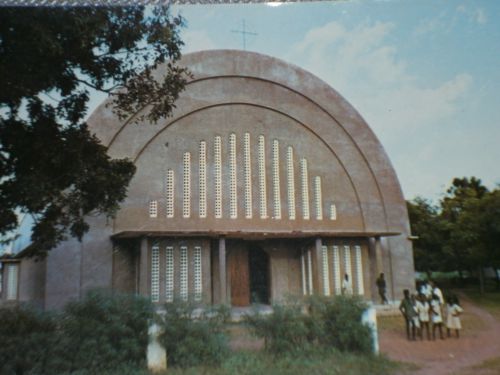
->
231;19;257;50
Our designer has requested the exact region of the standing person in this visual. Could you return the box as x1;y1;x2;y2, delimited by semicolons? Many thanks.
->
415;293;431;340
342;273;353;295
446;295;464;338
420;280;432;300
399;289;417;341
430;281;444;305
376;273;389;304
430;293;444;340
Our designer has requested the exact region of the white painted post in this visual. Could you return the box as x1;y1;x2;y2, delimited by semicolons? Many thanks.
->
361;306;379;354
147;322;167;373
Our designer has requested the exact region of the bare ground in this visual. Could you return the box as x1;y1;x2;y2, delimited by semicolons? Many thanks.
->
379;294;500;375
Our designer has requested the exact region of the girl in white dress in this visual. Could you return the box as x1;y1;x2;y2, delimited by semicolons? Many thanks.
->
446;295;464;338
415;293;430;340
431;293;444;340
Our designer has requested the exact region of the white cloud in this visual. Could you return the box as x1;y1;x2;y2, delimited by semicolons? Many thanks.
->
287;20;474;199
475;8;487;24
180;30;217;53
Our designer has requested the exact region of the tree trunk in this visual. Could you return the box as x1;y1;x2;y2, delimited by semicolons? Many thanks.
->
478;266;485;295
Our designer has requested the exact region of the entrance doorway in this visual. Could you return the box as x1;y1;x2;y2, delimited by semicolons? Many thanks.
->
229;242;270;306
249;245;269;304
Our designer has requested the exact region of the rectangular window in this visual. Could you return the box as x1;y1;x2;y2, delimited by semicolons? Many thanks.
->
199;141;207;218
322;245;330;296
151;244;160;302
314;176;323;220
258;135;268;219
244;133;252;219
229;134;238;219
6;263;19;300
330;204;337;220
272;139;281;219
214;136;222;218
183;152;191;218
166;170;175;218
180;246;188;301
194;246;202;301
300;158;310;220
332;246;341;295
307;249;313;295
354;245;364;295
343;245;352;282
149;200;158;218
286;146;296;220
165;246;174;302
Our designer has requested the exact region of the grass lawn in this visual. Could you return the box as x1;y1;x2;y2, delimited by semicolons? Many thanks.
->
164;350;401;375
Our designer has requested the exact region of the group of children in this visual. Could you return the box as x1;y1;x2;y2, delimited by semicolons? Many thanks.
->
399;280;464;341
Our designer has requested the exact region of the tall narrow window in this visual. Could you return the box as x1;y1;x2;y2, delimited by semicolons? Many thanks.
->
301;251;307;296
322;245;330;296
354;245;365;295
272;139;281;219
183;152;191;218
244;132;252;219
307;249;313;295
6;263;19;300
332;246;341;295
165;246;174;302
214;136;222;218
286;146;296;220
314;176;323;220
180;246;188;301
149;200;158;218
229;133;238;219
151;243;160;303
166;170;174;218
199;141;207;218
343;245;352;282
300;158;310;220
330;204;337;221
258;135;268;219
194;246;202;301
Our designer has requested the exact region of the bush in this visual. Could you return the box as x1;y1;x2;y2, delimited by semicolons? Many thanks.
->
54;290;154;373
158;301;230;368
0;305;57;375
245;296;372;356
0;290;153;374
309;295;372;353
244;301;310;354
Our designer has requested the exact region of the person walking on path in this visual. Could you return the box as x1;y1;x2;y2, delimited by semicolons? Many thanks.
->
399;289;418;341
376;273;389;304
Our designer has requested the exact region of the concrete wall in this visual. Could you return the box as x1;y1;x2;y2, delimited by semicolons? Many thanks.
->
35;50;414;308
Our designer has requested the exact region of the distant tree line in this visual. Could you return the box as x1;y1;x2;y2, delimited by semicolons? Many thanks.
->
407;177;500;293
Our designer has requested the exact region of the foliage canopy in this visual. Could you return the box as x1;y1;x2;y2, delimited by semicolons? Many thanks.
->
0;7;189;256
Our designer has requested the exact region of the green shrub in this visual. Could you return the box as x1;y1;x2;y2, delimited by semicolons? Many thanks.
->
53;290;154;373
244;301;310;354
0;304;57;375
158;301;230;368
309;295;372;353
245;296;372;356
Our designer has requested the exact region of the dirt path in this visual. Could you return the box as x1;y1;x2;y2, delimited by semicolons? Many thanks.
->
379;295;500;375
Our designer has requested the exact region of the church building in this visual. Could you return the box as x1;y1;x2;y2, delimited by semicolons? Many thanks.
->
1;50;414;309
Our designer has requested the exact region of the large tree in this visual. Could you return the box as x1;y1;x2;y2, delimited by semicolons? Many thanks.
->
0;7;189;257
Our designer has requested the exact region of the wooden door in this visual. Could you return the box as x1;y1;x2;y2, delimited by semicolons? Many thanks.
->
229;248;250;306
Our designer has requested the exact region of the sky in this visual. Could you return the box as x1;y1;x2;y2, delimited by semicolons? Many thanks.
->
164;0;500;202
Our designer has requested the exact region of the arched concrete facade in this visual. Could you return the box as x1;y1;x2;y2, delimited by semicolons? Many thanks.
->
1;50;414;309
